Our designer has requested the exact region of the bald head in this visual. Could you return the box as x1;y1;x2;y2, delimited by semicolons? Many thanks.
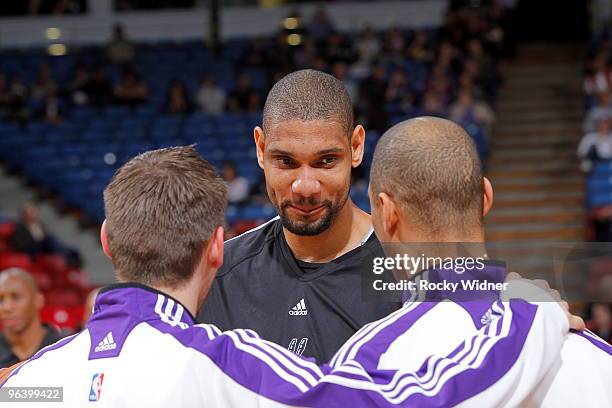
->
0;268;39;292
0;268;44;335
263;69;353;135
370;117;484;238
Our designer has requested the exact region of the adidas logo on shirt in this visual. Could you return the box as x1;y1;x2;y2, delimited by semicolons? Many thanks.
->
288;299;308;316
481;308;494;326
94;332;117;352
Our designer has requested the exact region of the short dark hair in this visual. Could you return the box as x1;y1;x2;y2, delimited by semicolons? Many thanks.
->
262;69;353;135
370;117;483;237
103;146;227;288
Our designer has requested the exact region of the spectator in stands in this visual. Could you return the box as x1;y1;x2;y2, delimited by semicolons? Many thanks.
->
324;33;356;65
31;63;57;101
584;52;611;97
196;75;226;115
308;8;335;41
422;90;447;118
385;69;413;106
383;27;406;58
165;80;193;115
114;69;148;106
106;23;135;65
83;68;113;107
407;30;434;63
355;26;380;65
359;63;388;131
9;203;54;258
40;91;63;124
578;116;612;162
223;161;249;205
468;48;500;102
332;62;359;104
68;63;89;107
229;74;258;111
0;268;64;368
7;75;29;121
586;303;612;343
584;92;612;133
449;89;496;136
246;92;263;112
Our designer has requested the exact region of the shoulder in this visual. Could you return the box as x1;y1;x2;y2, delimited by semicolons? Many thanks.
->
1;331;85;386
218;216;280;278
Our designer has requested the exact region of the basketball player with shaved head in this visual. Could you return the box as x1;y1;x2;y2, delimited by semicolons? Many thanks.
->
0;145;577;407
198;69;401;361
331;117;612;407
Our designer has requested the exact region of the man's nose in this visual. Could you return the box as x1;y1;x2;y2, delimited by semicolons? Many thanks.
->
291;168;321;199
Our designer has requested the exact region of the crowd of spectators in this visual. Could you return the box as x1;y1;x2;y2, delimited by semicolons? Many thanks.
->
582;31;612;241
0;6;505;132
0;6;507;212
580;27;612;325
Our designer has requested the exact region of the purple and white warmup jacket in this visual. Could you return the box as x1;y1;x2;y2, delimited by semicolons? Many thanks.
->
0;281;568;407
331;263;612;407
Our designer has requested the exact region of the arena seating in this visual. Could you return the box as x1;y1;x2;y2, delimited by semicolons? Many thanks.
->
0;219;90;331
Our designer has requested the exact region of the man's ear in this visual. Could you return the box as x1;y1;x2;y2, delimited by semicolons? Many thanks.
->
378;192;400;241
34;291;45;311
100;220;112;260
351;125;366;168
254;126;265;170
483;177;494;217
206;226;225;270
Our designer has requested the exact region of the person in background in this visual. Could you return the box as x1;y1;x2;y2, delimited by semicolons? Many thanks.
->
384;69;413;106
0;268;64;368
10;203;52;258
308;8;335;41
113;69;148;107
407;30;434;63
449;89;496;135
578;116;612;162
229;74;257;111
196;75;226;115
83;68;113;108
68;63;90;107
31;63;57;102
165;80;193;115
332;62;359;105
222;161;249;205
587;303;612;343
106;23;135;65
41;91;63;124
584;92;612;133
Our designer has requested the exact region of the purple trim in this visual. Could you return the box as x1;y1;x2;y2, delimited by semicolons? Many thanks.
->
570;329;612;356
367;299;537;406
0;332;81;386
350;303;436;370
86;285;194;360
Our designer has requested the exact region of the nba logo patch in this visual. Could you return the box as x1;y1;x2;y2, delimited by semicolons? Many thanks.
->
89;373;105;401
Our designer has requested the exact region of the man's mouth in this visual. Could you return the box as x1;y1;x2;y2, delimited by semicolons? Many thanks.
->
287;204;326;217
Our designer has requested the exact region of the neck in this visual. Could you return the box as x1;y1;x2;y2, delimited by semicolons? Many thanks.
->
396;227;488;256
283;199;372;263
5;320;45;360
150;282;200;317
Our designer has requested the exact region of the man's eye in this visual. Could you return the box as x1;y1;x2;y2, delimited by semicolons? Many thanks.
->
318;157;338;166
274;157;296;167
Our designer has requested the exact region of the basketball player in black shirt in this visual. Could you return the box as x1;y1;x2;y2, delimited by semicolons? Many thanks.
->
198;70;401;362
